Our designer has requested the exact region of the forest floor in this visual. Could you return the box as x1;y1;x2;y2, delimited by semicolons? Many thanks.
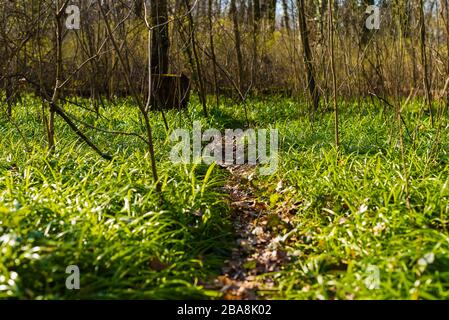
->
1;96;449;299
209;165;289;300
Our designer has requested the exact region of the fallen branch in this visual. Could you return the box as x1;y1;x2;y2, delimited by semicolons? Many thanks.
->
49;101;113;160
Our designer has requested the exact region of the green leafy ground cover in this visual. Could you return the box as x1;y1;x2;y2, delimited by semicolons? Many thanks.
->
1;96;449;299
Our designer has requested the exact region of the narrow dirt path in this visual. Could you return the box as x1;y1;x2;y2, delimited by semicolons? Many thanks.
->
209;165;290;300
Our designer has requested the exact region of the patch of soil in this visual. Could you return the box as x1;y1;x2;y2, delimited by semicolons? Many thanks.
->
209;165;290;300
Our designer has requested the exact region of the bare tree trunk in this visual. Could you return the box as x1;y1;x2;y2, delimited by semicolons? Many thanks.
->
297;0;320;112
184;0;208;117
251;0;261;93
48;0;66;152
266;0;277;32
208;0;220;107
281;0;290;33
151;0;170;75
361;0;375;45
76;4;98;113
329;0;339;148
317;0;327;41
443;0;449;109
100;2;160;190
419;0;434;126
230;0;245;97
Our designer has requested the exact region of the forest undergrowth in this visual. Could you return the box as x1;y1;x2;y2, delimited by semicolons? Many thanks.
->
1;96;449;299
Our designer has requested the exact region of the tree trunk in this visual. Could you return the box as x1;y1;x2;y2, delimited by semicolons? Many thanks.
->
267;0;277;32
329;0;339;148
419;0;433;126
48;0;66;152
230;0;245;97
443;0;449;109
100;2;160;190
281;0;290;33
251;0;261;92
184;0;208;116
208;0;220;107
361;0;375;45
297;0;320;112
151;0;170;75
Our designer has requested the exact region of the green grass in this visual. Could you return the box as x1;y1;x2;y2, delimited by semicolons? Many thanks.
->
1;95;449;299
244;98;449;299
0;96;233;299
